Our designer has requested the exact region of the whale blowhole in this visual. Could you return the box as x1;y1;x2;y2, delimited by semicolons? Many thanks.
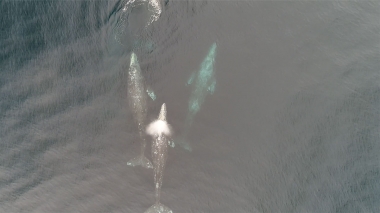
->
146;120;171;136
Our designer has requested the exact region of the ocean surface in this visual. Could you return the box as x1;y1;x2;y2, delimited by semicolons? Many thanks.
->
1;1;380;212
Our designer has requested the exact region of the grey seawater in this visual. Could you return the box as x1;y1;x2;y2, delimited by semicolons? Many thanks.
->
1;1;380;212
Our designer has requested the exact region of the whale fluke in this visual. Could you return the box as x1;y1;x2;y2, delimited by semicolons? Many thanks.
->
127;156;153;169
144;203;173;213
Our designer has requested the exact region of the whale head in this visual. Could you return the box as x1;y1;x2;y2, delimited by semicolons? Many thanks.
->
146;103;171;136
158;103;166;121
130;52;138;67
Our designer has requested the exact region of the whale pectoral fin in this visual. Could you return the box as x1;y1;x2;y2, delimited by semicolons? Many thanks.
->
187;71;196;86
181;141;192;152
146;86;156;100
168;139;175;148
208;79;216;94
176;139;192;152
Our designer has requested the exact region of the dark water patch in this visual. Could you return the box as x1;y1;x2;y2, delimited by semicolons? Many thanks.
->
13;88;87;130
336;167;380;213
58;51;87;77
139;1;209;68
107;0;125;22
43;1;108;46
6;172;41;203
0;74;55;120
60;40;105;77
76;2;98;39
0;122;68;202
0;134;27;164
1;1;109;71
0;1;50;69
1;77;116;139
273;70;380;212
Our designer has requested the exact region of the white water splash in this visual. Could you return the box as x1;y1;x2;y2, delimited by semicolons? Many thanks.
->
146;120;171;136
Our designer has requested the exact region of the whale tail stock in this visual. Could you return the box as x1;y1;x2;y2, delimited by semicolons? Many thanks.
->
127;155;153;169
144;203;173;213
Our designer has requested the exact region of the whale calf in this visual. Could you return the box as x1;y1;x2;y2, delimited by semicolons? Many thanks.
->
145;103;173;213
127;52;155;169
178;42;217;151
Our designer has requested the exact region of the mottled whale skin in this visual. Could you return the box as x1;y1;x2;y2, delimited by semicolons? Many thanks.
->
126;52;154;169
145;103;173;213
179;42;217;151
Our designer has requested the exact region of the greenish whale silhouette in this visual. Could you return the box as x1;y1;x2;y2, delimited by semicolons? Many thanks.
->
178;43;217;151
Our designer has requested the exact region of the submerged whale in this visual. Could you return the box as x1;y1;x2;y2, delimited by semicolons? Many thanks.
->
178;42;217;151
122;0;162;27
111;0;161;53
145;103;173;213
127;52;155;169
